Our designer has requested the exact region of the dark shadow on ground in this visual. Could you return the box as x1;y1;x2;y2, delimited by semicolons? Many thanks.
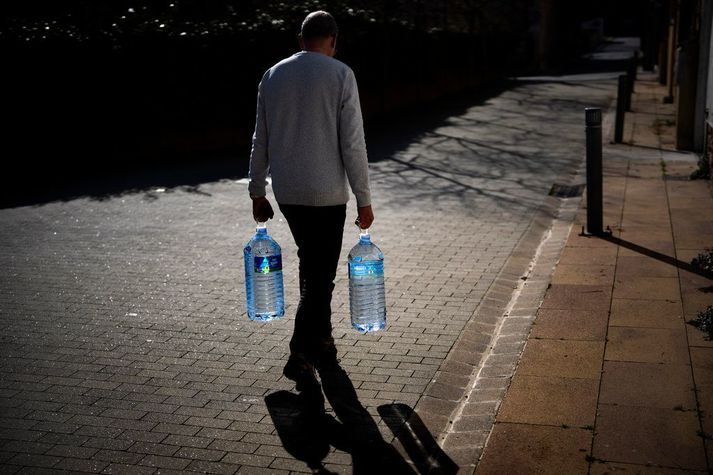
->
1;84;506;209
2;39;638;210
266;363;424;474
264;391;336;474
0;152;249;209
598;234;713;280
378;403;458;475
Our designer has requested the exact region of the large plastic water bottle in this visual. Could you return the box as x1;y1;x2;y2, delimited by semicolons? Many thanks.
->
244;222;284;321
348;229;386;332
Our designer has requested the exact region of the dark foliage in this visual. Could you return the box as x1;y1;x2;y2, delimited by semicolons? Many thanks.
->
1;1;537;202
691;249;713;274
690;306;713;341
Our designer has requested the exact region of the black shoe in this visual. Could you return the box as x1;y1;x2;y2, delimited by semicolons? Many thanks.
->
283;354;320;393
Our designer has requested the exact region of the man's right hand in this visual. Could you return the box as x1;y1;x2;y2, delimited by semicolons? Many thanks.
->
252;196;274;222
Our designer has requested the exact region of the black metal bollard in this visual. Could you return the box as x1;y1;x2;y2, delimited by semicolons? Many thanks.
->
614;75;627;144
586;108;603;235
625;73;633;112
631;51;638;82
625;53;637;112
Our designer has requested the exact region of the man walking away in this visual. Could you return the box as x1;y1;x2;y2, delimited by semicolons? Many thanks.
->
247;11;374;394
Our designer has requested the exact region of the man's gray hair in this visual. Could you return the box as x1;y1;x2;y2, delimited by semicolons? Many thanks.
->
300;11;338;41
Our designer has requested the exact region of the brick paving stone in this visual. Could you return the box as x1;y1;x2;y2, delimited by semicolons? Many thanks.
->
37;433;89;446
173;446;226;462
29;422;81;435
118;429;166;444
237;466;289;475
82;437;133;451
138;454;191;470
14;468;67;475
92;449;145;465
44;445;98;459
222;452;274;467
128;441;179;457
53;457;108;473
207;439;258;453
6;453;62;469
161;434;213;448
186;459;241;474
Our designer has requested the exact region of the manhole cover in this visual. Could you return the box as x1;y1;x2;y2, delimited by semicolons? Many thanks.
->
549;183;585;198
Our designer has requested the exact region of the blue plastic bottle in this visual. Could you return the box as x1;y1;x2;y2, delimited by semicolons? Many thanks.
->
348;229;386;332
244;223;284;321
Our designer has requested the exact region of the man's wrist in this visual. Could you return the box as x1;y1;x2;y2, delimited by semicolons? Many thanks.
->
250;194;265;200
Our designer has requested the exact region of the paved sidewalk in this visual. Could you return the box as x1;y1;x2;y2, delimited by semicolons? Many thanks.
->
476;73;713;473
0;45;631;473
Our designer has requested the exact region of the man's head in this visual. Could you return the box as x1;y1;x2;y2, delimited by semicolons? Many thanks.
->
299;11;338;56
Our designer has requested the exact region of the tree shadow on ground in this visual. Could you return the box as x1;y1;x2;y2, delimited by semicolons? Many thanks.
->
361;43;639;215
266;363;457;474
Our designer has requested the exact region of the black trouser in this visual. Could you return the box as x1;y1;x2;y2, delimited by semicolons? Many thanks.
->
279;203;346;359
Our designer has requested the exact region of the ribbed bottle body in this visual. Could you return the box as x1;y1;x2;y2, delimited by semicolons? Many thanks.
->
244;226;284;321
348;232;386;332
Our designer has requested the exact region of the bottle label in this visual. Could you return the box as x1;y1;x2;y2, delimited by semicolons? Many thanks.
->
348;261;383;278
254;255;282;274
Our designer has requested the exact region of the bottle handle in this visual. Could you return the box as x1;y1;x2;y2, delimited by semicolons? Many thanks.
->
357;226;370;241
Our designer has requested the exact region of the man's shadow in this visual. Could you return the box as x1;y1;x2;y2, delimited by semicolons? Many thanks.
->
265;364;457;474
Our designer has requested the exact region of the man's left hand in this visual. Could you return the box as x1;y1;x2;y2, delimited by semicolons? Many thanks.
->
355;205;374;229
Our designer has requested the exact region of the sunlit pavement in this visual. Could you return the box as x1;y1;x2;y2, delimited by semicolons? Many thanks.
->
0;46;631;473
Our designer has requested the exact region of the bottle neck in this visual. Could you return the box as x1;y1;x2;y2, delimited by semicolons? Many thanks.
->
256;223;268;235
359;230;371;243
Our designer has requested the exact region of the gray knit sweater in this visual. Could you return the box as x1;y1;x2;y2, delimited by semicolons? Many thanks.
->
248;51;371;207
